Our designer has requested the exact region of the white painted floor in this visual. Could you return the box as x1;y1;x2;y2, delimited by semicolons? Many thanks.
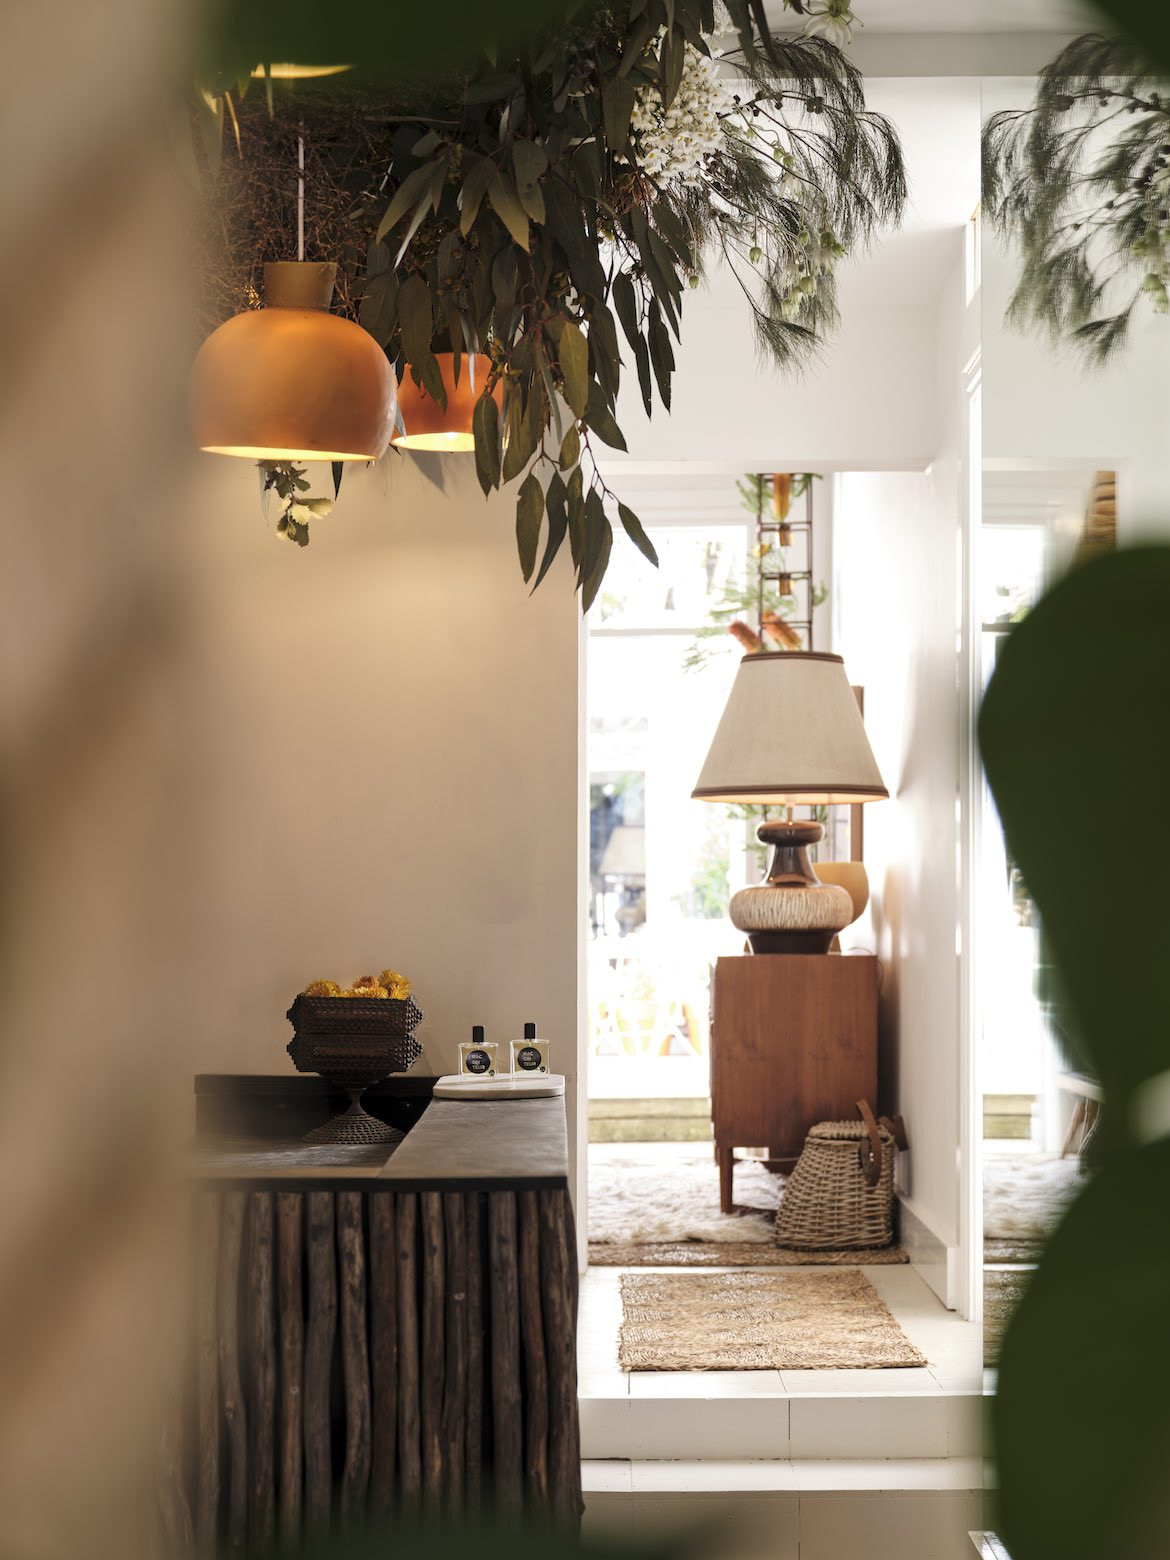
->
579;1145;988;1554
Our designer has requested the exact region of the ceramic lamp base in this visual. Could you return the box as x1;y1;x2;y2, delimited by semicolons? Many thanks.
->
731;819;854;955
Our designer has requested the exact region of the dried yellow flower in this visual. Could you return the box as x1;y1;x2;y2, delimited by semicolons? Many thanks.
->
352;973;394;998
379;969;411;998
303;979;342;997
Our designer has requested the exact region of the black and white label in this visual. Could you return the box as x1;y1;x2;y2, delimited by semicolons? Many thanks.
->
459;1040;499;1078
509;1038;551;1075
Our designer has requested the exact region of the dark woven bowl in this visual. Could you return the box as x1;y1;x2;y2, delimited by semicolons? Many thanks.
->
287;992;424;1041
286;993;424;1144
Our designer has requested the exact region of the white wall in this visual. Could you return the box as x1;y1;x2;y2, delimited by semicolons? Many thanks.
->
982;77;1170;540
608;262;939;473
833;243;977;1302
176;452;582;1183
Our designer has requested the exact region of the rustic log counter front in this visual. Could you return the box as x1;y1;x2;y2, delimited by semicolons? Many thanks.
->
172;1077;581;1554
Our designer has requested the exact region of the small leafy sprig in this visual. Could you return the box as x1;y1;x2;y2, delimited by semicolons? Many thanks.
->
259;460;337;546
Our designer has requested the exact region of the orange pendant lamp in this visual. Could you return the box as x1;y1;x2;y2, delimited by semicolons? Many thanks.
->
189;261;397;462
392;352;496;452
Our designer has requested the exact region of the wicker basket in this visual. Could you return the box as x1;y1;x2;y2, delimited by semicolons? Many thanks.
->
774;1100;907;1251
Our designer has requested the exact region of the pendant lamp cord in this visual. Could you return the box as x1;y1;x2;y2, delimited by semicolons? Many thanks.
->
297;125;305;262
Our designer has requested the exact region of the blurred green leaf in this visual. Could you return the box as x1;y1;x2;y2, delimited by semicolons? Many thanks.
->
979;548;1170;1125
1090;0;1170;70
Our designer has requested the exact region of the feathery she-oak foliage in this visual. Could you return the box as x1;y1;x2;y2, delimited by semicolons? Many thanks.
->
983;32;1170;366
198;0;905;603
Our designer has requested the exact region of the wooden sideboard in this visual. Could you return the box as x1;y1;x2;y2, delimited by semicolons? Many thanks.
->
711;953;878;1213
167;1078;582;1554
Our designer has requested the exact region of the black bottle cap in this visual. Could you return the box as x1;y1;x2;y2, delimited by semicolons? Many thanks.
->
472;1024;485;1043
523;1022;537;1040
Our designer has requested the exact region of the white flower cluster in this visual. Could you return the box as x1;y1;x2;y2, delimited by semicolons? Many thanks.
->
630;44;732;188
774;224;845;321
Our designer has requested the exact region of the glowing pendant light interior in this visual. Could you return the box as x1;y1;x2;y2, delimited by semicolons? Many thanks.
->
392;352;496;452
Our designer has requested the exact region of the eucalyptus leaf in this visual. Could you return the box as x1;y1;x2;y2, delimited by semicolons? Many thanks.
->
567;467;585;572
465;72;524;103
558;320;589;418
648;298;674;409
397;274;435;365
515;472;544;583
376;159;440;245
488;168;530;249
473;390;501;496
581;490;613;612
601;76;636;153
585;380;627;451
534;471;569;589
559;424;581;471
459;154;495;237
512;139;549;224
617;501;658;566
358;271;399;346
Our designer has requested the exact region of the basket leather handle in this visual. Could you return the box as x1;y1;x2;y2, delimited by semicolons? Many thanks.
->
856;1099;883;1187
880;1112;909;1151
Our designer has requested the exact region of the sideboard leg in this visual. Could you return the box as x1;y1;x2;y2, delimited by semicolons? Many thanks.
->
717;1145;734;1214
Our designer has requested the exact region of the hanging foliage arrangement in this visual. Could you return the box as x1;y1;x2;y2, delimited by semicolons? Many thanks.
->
197;0;905;605
983;33;1170;364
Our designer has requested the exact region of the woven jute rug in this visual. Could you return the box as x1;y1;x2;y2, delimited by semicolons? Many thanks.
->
618;1269;927;1371
983;1267;1033;1366
590;1239;909;1267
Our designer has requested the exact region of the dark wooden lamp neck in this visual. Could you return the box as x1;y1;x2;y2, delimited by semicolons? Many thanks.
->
757;819;824;888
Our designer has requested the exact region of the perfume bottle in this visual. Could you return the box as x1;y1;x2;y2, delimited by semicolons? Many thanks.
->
458;1025;499;1078
510;1021;550;1075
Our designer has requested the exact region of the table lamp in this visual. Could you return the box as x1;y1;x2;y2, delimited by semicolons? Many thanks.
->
691;651;887;953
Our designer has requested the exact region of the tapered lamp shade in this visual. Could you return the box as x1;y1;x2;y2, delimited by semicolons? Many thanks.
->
392;352;496;452
189;261;396;462
692;652;887;953
692;652;887;805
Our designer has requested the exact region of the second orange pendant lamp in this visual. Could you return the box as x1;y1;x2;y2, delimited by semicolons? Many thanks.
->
392;352;495;452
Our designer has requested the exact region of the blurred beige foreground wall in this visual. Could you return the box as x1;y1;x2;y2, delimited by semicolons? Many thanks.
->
0;5;583;1554
0;1;200;1554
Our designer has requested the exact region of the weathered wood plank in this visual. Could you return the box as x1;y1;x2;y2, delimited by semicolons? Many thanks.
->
338;1191;372;1520
464;1191;484;1510
247;1192;276;1547
441;1192;468;1512
368;1191;397;1516
488;1191;523;1515
539;1190;583;1526
518;1189;550;1514
395;1193;421;1512
420;1191;446;1511
218;1190;248;1552
276;1192;304;1542
195;1193;221;1551
304;1191;337;1533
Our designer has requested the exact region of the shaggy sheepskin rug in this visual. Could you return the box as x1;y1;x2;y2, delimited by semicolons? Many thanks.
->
588;1143;781;1245
983;1152;1083;1244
